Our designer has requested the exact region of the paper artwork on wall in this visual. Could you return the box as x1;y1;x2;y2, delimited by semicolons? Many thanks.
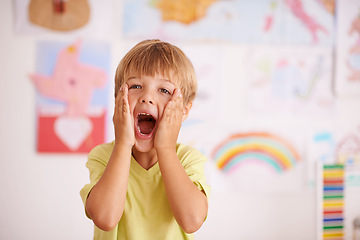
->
244;45;335;115
14;0;113;37
212;132;301;174
182;45;227;126
30;40;110;153
123;0;334;45
309;125;360;165
174;45;227;154
335;0;360;96
316;163;360;240
203;126;304;194
318;164;345;240
307;124;360;187
28;0;90;31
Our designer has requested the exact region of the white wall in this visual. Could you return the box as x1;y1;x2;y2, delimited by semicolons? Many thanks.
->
1;1;96;239
1;1;359;240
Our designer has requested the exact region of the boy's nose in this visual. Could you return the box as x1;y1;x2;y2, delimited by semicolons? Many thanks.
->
140;94;154;104
141;99;153;104
139;89;154;104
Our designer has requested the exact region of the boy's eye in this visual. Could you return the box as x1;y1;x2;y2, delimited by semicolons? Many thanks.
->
159;88;171;94
129;84;141;89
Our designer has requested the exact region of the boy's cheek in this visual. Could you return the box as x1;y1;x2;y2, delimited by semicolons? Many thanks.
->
127;96;136;110
127;105;135;121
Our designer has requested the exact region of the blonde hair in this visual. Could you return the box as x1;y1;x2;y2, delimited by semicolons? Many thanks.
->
114;39;197;105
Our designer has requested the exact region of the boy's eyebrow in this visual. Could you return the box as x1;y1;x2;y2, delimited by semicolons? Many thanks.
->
160;78;177;87
126;76;138;81
126;76;176;86
159;77;173;83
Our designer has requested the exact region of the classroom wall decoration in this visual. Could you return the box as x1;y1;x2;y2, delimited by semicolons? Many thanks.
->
200;126;304;194
336;0;360;96
182;45;227;124
317;163;360;240
14;0;113;37
320;164;345;240
123;0;334;45
212;132;300;174
306;124;360;190
28;0;90;31
309;124;360;164
30;40;110;153
336;131;360;166
244;46;335;115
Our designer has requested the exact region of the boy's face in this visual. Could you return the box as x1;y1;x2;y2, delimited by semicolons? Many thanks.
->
125;72;185;153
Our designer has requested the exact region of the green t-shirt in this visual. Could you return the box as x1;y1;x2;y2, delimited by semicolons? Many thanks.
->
80;142;210;240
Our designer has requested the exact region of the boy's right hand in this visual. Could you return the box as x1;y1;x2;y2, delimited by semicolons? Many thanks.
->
113;84;135;148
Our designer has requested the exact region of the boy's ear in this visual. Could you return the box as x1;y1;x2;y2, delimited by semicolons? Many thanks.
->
182;101;192;122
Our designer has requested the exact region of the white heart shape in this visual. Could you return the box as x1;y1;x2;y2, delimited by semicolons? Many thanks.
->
54;116;93;151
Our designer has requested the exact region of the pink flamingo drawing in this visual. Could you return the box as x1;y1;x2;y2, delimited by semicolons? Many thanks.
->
285;0;328;43
30;40;107;117
347;14;360;81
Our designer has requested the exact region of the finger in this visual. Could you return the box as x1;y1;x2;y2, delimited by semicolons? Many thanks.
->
115;84;130;115
114;92;121;117
122;84;130;114
174;89;183;107
115;85;125;106
176;90;183;105
123;84;129;95
168;89;179;108
115;86;121;104
172;88;181;99
176;89;182;99
163;100;173;119
173;89;183;113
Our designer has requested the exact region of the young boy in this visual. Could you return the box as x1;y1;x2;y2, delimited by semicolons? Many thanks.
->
80;39;210;240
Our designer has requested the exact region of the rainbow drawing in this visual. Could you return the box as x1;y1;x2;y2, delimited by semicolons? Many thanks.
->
212;132;300;173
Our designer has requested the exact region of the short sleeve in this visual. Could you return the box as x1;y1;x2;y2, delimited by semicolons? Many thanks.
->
177;144;211;199
80;143;113;218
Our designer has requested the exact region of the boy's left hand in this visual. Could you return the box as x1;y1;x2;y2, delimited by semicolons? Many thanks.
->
154;89;183;151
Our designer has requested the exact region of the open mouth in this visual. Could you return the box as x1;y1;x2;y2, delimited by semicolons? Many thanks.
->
137;113;156;135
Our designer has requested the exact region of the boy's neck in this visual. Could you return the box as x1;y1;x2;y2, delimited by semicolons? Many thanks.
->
132;147;158;170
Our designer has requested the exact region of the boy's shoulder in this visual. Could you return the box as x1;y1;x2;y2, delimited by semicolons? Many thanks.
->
176;143;198;154
88;141;115;164
90;141;114;153
176;143;207;164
